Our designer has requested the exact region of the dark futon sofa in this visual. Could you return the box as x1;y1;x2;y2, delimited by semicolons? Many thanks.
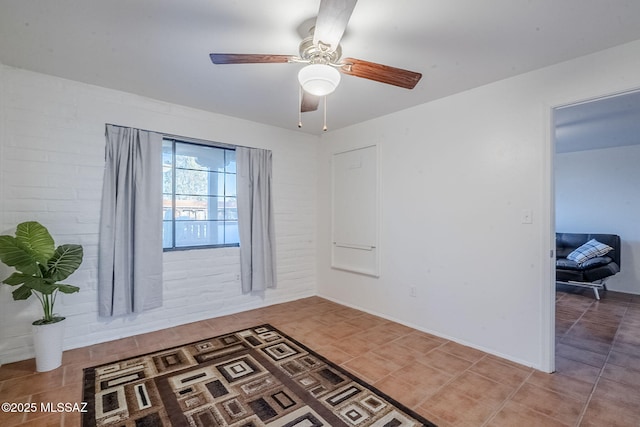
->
556;233;621;300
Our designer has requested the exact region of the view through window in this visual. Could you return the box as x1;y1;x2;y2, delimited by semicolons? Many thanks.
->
162;139;238;249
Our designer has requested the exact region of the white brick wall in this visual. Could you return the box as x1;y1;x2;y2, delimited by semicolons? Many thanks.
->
0;64;319;364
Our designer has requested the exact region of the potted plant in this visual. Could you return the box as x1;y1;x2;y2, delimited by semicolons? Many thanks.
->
0;221;83;371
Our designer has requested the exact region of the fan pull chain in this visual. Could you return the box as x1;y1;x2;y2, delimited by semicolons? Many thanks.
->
298;87;330;132
323;96;328;132
298;86;303;128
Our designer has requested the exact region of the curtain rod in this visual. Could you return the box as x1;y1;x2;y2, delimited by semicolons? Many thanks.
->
105;123;252;150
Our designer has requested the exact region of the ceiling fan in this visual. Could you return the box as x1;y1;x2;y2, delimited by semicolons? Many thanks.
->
209;0;422;130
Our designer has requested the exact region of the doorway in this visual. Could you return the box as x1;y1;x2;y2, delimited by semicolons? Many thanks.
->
552;88;640;369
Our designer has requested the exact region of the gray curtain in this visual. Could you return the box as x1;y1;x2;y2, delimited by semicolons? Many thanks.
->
98;125;163;316
236;147;277;293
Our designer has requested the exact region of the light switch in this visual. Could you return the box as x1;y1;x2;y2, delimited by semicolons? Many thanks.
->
521;209;533;224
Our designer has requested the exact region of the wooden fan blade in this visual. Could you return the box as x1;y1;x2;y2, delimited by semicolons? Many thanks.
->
210;54;293;64
301;92;320;113
313;0;358;51
340;57;422;89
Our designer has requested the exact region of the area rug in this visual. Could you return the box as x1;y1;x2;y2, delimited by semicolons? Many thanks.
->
82;324;436;426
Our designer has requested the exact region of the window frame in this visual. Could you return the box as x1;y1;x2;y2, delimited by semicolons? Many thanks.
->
162;137;239;251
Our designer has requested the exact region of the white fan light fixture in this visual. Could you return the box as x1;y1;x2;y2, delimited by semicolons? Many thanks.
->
298;64;341;96
210;0;422;131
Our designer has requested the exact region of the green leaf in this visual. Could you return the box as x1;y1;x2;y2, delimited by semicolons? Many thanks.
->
5;274;54;295
19;276;56;295
12;285;33;300
15;221;55;264
47;244;83;282
2;272;31;286
55;283;80;294
0;235;40;275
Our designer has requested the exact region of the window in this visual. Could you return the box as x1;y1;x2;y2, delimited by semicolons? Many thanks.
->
162;139;238;249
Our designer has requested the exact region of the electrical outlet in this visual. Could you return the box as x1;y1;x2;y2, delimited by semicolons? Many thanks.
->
410;286;417;297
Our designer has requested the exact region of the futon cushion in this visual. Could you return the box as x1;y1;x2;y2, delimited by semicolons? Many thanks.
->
566;239;613;264
557;256;613;271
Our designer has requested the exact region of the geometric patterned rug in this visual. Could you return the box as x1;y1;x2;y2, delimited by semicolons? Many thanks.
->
82;324;437;426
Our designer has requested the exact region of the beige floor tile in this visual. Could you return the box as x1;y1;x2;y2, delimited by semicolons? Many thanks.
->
600;362;640;387
469;357;532;388
580;397;640;426
555;342;608;368
554;355;601;384
0;370;64;400
0;408;26;427
610;339;640;356
392;360;454;392
370;342;419;372
487;401;571;426
437;341;487;363
606;349;640;370
525;370;594;402
510;382;583;425
417;348;473;376
321;320;362;339
344;314;388;331
369;320;416;338
330;334;378;356
421;389;496;426
373;374;436;408
314;343;355;365
0;359;37;381
393;332;444;355
558;333;612;355
579;368;640;426
441;370;515;409
342;351;396;383
14;413;63;427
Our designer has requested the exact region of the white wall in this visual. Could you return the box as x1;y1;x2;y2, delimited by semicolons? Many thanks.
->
556;144;640;294
317;40;640;371
0;65;319;364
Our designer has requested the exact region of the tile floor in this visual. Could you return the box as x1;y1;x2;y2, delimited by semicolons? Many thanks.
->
1;288;639;426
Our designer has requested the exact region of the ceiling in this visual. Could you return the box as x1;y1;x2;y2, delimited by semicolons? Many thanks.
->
1;0;640;135
555;90;640;153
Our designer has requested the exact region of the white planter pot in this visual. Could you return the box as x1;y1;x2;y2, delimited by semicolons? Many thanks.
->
32;318;65;372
